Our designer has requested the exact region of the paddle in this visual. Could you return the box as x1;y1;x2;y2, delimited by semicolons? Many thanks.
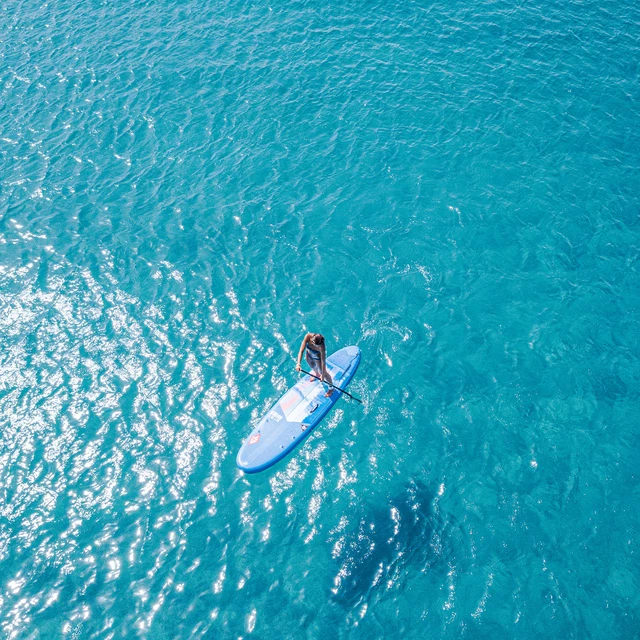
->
297;368;363;404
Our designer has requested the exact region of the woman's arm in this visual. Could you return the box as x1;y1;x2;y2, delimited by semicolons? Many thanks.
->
296;333;310;371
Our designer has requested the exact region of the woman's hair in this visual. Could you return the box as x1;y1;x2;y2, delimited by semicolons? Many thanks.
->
312;333;325;346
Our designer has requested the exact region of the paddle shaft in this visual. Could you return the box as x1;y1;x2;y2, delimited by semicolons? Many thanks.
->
298;368;363;404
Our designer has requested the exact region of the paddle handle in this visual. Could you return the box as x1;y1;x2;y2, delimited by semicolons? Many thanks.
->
297;367;363;404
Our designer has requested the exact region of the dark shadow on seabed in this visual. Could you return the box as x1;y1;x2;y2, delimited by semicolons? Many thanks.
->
328;479;460;609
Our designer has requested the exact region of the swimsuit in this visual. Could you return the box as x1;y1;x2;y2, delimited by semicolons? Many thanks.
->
306;344;322;362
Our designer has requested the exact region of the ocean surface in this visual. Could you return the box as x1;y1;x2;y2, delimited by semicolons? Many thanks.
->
1;0;639;637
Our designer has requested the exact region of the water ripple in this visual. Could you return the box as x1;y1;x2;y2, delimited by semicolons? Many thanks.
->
2;0;640;637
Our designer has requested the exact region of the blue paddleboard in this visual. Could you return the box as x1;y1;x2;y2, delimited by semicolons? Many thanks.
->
236;346;361;473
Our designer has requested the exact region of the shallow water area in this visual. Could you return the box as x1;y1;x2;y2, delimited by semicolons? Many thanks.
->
1;0;639;637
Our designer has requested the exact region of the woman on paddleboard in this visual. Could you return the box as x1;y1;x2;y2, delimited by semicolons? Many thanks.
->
295;333;335;397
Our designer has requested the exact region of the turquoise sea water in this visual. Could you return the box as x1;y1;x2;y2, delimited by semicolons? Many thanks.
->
1;0;640;637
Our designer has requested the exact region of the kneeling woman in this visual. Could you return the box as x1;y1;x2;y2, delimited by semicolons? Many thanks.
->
295;332;334;397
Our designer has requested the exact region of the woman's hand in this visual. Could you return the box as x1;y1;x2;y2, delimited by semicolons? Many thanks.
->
296;363;301;372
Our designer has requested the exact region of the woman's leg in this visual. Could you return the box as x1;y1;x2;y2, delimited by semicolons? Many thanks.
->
323;368;335;397
306;353;321;381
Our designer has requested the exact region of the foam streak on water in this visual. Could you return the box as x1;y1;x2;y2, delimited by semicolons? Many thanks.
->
1;0;639;637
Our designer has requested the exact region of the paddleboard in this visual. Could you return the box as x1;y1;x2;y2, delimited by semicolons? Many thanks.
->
236;346;361;473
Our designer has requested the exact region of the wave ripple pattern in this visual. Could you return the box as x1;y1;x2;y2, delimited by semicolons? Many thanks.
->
1;0;639;638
